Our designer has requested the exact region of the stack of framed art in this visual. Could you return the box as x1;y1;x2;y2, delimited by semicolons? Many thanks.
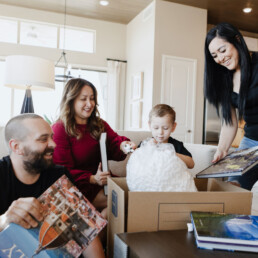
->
130;72;143;129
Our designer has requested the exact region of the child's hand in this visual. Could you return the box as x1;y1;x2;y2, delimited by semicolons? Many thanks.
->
151;138;158;144
120;141;137;154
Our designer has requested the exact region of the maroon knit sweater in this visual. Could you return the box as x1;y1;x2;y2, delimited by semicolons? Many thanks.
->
52;120;129;201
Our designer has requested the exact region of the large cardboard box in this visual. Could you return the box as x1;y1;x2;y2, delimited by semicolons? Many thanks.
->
107;177;253;257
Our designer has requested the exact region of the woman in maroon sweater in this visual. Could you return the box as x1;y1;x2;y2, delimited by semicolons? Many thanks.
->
52;78;135;217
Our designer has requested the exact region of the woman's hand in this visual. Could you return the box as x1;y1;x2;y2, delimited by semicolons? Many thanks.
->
212;148;228;163
120;141;137;154
91;163;110;186
212;107;238;163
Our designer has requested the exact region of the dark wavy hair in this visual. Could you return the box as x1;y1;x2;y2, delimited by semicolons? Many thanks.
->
204;22;251;124
58;78;104;140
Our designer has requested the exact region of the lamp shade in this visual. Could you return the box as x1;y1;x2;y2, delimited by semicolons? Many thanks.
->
4;55;55;91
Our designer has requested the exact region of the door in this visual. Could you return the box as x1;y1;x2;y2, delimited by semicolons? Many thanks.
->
161;55;197;143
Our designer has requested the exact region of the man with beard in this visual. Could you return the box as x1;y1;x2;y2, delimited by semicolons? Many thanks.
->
0;114;104;258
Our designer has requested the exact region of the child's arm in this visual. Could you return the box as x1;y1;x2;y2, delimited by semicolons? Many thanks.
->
176;153;195;169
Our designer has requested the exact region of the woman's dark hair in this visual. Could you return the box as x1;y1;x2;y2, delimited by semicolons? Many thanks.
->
59;78;104;140
204;22;251;124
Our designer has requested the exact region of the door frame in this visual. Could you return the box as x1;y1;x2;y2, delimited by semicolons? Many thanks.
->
161;55;197;143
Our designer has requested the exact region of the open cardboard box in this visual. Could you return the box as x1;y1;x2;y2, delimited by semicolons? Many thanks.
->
107;177;253;257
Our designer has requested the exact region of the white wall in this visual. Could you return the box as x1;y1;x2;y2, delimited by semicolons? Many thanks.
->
125;1;207;142
153;1;207;143
0;4;126;68
1;2;208;142
244;36;258;51
125;2;155;130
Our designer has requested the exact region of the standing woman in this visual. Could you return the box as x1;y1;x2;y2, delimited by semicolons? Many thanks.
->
52;78;135;217
204;22;258;190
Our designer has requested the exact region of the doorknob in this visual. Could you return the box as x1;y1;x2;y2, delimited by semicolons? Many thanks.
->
187;130;191;133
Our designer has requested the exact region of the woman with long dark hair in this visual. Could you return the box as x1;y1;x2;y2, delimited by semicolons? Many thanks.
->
52;78;136;217
204;22;258;190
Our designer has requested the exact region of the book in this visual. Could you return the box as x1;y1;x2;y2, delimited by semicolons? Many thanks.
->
100;132;108;195
0;175;107;258
196;146;258;178
114;234;129;258
191;211;258;252
100;132;108;172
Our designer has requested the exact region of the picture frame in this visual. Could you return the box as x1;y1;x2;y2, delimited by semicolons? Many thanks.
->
130;101;142;129
131;72;143;100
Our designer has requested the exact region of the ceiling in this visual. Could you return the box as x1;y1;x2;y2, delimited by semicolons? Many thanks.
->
0;0;257;34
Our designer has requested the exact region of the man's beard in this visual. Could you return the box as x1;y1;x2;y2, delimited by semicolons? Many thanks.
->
23;147;54;175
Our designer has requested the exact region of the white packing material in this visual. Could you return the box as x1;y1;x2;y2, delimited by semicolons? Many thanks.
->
126;139;197;192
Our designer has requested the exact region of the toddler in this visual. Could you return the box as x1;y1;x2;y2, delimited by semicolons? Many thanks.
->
127;104;197;192
148;104;194;169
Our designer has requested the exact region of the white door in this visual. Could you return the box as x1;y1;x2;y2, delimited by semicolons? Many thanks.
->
161;55;197;143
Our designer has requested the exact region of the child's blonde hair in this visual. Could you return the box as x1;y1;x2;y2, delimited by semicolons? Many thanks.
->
149;104;176;123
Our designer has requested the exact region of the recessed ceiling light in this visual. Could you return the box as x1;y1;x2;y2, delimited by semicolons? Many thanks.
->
243;7;252;13
99;0;109;6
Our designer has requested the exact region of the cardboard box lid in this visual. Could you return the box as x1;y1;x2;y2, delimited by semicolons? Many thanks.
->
107;177;128;256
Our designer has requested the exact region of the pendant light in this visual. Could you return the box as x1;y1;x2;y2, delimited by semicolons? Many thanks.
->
55;0;73;82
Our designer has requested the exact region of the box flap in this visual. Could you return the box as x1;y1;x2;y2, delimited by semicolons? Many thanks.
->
126;179;252;233
208;178;250;192
194;178;208;191
111;177;129;192
252;191;258;215
107;177;128;258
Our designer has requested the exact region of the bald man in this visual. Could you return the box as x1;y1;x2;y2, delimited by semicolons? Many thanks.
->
0;114;104;258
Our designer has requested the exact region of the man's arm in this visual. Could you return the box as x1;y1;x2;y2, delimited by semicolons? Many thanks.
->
82;236;105;258
0;197;44;232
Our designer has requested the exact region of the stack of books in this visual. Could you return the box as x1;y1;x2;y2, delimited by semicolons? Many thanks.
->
190;211;258;253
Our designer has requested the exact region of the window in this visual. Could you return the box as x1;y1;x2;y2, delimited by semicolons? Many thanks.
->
0;17;96;54
59;27;95;53
0;18;17;43
0;62;107;126
0;61;12;125
20;21;58;48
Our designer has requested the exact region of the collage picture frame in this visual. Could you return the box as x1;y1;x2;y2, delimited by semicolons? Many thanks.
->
130;72;144;129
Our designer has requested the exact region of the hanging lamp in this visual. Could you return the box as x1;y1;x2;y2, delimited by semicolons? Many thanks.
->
55;0;73;82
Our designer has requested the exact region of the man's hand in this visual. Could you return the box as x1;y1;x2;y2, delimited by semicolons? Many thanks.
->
0;197;44;232
91;163;110;186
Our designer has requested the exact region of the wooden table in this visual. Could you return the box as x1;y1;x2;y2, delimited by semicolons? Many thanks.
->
114;230;258;258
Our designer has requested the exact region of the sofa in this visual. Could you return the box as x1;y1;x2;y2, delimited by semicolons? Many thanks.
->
0;126;8;158
109;131;218;178
1;127;257;195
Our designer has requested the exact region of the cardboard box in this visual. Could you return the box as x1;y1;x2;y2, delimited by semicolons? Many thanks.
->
107;177;253;257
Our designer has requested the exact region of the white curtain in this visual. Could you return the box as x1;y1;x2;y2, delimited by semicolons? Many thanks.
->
106;60;127;130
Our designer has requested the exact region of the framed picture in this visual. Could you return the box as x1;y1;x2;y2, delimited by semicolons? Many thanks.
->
131;72;143;100
130;101;142;129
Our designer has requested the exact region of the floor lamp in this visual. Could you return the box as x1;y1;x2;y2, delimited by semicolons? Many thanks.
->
4;55;55;113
